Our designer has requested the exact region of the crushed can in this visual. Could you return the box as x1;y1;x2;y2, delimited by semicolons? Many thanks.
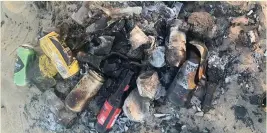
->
129;25;150;50
39;31;79;79
123;89;150;122
14;46;36;86
165;29;186;67
65;70;105;112
136;71;160;99
28;54;57;91
189;40;208;80
167;50;200;107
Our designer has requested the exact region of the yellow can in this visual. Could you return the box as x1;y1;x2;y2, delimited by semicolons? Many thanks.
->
39;32;79;79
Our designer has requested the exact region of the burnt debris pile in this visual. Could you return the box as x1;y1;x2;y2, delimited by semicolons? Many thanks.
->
14;1;266;133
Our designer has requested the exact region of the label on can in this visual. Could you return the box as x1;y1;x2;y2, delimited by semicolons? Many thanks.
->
14;57;24;73
51;53;68;78
178;61;198;89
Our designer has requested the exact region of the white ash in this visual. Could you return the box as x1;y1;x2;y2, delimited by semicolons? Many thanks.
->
154;85;166;100
246;84;249;88
148;46;166;68
195;111;204;117
212;100;218;105
251;52;262;64
191;96;201;108
208;51;229;70
221;88;225;95
181;125;187;130
225;77;230;83
196;106;202;112
154;113;170;118
188;107;197;114
225;74;239;83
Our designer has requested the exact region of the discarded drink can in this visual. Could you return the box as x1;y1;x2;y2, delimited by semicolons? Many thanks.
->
166;28;186;67
14;46;36;86
168;40;209;107
65;70;105;112
39;31;79;79
167;50;200;107
123;89;150;122
136;71;160;99
129;25;150;50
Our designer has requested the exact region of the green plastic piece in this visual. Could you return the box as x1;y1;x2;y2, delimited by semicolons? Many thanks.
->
13;47;35;86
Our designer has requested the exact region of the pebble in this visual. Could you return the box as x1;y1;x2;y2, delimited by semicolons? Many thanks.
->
154;113;169;118
196;106;202;112
253;14;257;19
221;88;225;94
181;125;187;130
124;126;129;131
162;115;173;120
195;111;204;117
212;100;218;105
161;127;165;133
246;84;249;88
248;30;256;43
225;77;230;83
175;113;180;119
248;87;254;93
188;107;197;114
247;10;253;16
88;122;94;128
